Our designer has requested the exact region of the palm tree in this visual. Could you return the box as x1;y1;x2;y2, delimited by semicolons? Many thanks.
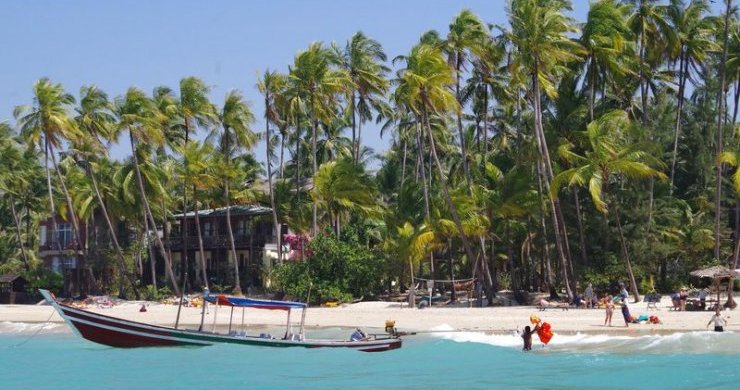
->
627;0;674;123
73;85;140;298
334;32;390;163
581;0;634;122
394;44;483;298
312;158;378;238
14;78;89;293
666;0;716;191
552;110;667;302
507;0;584;298
215;90;256;295
258;71;287;265
174;77;218;287
720;146;740;308
175;141;217;290
714;0;734;261
0;123;34;272
446;9;488;189
115;87;180;296
289;42;350;234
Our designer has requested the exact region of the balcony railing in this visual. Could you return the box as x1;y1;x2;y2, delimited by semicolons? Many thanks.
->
167;234;269;250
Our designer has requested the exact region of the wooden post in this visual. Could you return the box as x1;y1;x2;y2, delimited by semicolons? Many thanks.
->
174;272;188;329
241;307;245;334
228;306;234;334
212;298;219;332
198;288;208;332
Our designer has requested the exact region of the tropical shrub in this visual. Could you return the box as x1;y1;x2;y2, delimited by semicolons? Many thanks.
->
272;229;386;304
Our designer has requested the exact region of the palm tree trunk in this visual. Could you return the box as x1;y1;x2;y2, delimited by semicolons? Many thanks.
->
192;187;208;291
588;62;595;123
536;162;556;298
574;189;589;267
400;140;407;188
224;182;241;295
311;99;319;235
421;102;477;301
85;160;140;299
144;211;157;289
483;84;489;159
129;131;180;296
531;72;574;299
43;140;69;295
9;196;30;272
670;51;688;193
415;121;431;219
614;204;641;302
505;221;521;303
265;107;282;264
279;128;286;179
715;0;732;260
456;60;473;191
638;19;656;229
351;92;357;163
49;146;90;295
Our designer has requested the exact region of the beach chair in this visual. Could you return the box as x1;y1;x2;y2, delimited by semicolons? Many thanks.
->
645;293;661;310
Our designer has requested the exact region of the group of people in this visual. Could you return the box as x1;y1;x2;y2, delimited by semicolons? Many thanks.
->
670;288;691;311
670;287;712;311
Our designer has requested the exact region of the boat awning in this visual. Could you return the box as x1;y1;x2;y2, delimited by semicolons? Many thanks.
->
208;294;306;310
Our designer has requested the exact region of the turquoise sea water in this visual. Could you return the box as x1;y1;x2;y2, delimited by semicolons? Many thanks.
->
1;322;738;390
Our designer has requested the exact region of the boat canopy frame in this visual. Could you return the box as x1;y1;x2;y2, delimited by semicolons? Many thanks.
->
205;294;307;340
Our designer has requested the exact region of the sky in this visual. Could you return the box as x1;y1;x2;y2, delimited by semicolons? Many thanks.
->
0;0;725;167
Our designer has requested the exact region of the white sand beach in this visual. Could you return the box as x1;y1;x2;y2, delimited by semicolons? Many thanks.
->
1;298;736;335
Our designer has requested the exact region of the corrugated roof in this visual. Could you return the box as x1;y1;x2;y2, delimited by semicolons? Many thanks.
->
172;205;272;219
0;274;25;283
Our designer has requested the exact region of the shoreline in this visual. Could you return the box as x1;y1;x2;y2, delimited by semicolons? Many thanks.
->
1;299;736;336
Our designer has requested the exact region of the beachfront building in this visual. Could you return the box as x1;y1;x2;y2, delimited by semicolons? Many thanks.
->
168;205;287;289
37;215;87;296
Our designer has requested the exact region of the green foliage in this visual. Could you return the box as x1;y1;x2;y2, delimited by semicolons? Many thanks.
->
142;285;173;300
273;230;386;304
28;271;64;294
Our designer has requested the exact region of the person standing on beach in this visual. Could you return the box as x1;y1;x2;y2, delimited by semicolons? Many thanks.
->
619;283;629;303
604;294;614;326
618;284;631;327
620;300;632;327
585;283;594;308
706;307;727;332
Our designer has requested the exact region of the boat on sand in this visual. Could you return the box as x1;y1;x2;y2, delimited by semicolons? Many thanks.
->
39;289;402;352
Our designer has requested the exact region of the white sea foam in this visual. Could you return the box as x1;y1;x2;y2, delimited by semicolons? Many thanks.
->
0;321;66;335
429;324;740;354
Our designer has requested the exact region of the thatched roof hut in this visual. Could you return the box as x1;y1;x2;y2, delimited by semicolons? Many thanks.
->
690;266;738;309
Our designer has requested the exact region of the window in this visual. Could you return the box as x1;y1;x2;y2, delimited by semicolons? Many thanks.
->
203;222;214;237
54;223;73;248
40;226;47;246
63;257;77;269
235;220;247;236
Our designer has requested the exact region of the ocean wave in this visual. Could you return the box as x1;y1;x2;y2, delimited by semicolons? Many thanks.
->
428;324;740;354
0;321;66;335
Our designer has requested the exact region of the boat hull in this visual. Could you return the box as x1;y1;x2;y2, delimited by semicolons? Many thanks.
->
40;290;401;352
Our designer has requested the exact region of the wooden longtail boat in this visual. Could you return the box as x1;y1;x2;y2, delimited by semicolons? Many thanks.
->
40;289;402;352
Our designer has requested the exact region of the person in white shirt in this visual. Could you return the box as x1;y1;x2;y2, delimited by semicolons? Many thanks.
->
698;288;708;310
706;307;727;332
